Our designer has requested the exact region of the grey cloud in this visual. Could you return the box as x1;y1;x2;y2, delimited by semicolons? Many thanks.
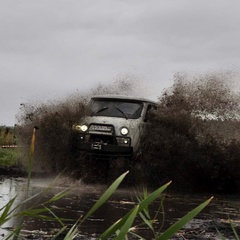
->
1;0;240;125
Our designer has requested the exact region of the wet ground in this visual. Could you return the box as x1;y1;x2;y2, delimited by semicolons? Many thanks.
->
0;176;240;239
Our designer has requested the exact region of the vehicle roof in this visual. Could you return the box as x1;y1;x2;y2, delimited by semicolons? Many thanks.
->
91;94;157;105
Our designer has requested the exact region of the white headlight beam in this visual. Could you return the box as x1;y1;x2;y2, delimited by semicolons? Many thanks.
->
120;127;129;136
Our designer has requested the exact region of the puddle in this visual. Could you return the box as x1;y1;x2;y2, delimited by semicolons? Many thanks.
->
0;177;240;239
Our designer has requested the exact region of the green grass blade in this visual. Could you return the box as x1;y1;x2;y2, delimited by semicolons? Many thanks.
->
15;177;70;211
48;189;72;203
138;182;171;213
63;223;78;240
0;197;14;212
81;171;129;223
0;196;17;225
27;127;37;189
215;227;226;240
43;206;65;226
52;226;68;240
128;231;147;240
14;191;44;209
156;195;166;234
113;205;139;240
4;226;22;240
139;211;155;232
229;219;240;240
158;196;213;240
99;181;171;240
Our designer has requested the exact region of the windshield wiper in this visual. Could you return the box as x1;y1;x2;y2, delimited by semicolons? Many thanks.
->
91;107;108;116
115;105;128;119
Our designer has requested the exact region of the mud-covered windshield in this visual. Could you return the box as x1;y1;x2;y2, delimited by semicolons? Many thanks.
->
88;99;143;119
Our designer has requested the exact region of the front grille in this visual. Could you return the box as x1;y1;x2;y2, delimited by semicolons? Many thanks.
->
89;124;114;135
89;135;114;144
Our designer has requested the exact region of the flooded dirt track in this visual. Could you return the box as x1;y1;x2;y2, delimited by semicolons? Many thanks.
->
0;177;240;239
161;194;240;239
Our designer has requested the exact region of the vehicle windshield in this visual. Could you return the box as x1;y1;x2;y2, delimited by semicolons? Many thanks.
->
88;99;143;119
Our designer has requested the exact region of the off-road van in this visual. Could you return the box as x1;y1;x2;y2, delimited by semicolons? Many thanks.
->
72;95;157;158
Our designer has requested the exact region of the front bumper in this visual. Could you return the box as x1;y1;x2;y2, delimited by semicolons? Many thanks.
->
79;142;133;157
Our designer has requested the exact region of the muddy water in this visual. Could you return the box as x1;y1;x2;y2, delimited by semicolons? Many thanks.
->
0;177;240;239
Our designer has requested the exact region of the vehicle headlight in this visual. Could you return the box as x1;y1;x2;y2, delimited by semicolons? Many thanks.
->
74;124;88;132
120;127;129;136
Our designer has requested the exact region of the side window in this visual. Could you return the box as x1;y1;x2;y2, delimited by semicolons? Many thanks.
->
144;104;156;122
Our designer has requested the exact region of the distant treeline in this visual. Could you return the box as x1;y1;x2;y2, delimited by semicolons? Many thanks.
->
0;126;16;146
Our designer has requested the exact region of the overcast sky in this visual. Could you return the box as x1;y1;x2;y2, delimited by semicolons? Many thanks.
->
1;0;240;125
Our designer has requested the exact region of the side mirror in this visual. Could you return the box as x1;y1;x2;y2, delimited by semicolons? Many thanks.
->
144;107;157;122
